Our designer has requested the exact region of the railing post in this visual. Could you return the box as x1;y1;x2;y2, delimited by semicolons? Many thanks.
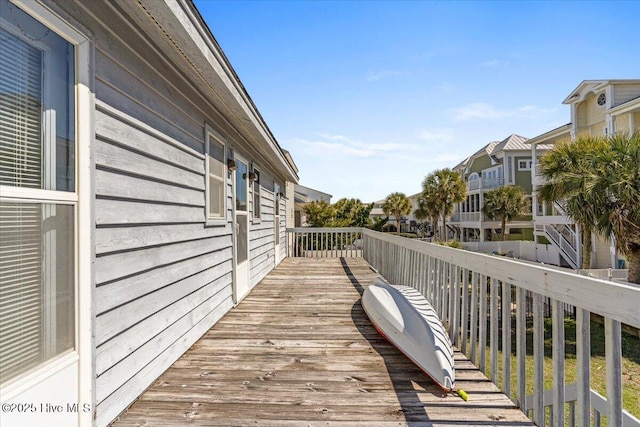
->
452;265;461;346
448;263;456;338
461;268;469;355
470;271;478;363
516;287;526;410
605;318;623;427
533;293;544;426
552;299;566;426
478;274;487;373
576;308;591;426
502;281;512;399
490;277;499;385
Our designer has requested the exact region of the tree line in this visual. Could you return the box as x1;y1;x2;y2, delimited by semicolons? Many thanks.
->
303;132;639;283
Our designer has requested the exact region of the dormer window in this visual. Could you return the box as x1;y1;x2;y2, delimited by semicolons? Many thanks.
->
597;92;606;106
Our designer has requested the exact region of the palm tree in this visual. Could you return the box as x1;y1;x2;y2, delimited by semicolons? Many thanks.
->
537;136;608;269
590;132;640;283
421;168;466;241
414;191;440;239
483;186;529;241
383;192;411;234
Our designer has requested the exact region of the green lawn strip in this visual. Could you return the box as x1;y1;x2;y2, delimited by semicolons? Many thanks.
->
466;318;640;425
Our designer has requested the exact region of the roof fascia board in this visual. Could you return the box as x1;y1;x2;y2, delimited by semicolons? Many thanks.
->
608;96;640;115
528;124;572;145
135;0;298;182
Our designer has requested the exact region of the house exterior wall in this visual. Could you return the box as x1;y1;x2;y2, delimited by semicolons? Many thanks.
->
36;1;295;425
514;155;533;193
613;83;640;106
576;93;606;136
593;234;614;269
467;155;492;175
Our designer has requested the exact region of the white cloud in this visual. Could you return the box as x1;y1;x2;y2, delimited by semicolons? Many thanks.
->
481;59;510;67
434;152;462;164
291;134;418;159
448;102;555;122
419;128;453;142
365;70;411;82
294;138;375;158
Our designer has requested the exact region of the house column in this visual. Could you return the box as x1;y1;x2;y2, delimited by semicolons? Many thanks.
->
606;113;615;136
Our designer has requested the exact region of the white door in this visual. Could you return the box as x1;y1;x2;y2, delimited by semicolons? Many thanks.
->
233;156;250;303
0;2;92;426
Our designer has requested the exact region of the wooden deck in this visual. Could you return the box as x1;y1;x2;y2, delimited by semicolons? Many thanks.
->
111;257;534;426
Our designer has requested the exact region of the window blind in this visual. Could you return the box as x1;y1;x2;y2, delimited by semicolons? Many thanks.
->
0;26;45;384
0;202;43;383
0;26;43;189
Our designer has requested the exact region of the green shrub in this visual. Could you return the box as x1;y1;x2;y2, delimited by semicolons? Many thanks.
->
437;239;463;249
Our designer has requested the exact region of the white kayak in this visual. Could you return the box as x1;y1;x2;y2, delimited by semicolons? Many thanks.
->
361;278;455;391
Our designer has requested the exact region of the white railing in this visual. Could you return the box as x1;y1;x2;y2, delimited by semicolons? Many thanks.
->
467;178;505;191
482;177;504;189
284;228;640;427
286;227;362;258
361;229;639;427
468;179;481;190
460;212;481;222
535;163;543;177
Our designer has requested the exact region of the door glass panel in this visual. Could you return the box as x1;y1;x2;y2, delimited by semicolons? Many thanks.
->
235;160;247;212
237;214;248;264
0;201;75;384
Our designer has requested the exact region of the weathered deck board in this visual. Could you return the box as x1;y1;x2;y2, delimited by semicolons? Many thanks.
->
110;257;534;426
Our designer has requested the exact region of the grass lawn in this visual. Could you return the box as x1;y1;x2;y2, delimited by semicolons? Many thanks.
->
468;317;640;425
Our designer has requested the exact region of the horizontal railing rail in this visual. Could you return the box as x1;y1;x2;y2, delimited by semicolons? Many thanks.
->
286;227;362;258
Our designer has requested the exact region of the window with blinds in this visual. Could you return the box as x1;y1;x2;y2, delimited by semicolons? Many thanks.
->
0;27;43;188
206;131;226;220
0;0;76;386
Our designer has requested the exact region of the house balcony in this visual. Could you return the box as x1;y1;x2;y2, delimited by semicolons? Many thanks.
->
468;177;504;192
112;228;639;427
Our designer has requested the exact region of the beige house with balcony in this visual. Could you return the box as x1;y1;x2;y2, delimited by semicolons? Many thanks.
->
529;79;640;269
449;134;545;242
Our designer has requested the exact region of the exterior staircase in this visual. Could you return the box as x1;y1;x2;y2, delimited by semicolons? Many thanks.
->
543;224;580;269
536;200;580;269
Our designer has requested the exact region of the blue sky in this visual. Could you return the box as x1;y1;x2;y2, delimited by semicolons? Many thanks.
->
195;0;640;203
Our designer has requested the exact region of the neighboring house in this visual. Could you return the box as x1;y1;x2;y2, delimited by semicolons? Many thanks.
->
529;79;640;269
293;184;332;226
405;192;422;234
0;1;298;427
449;134;543;242
368;193;420;233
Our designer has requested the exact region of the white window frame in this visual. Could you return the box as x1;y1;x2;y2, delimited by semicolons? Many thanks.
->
273;182;280;245
518;159;533;171
204;126;227;226
252;163;261;224
0;2;93;425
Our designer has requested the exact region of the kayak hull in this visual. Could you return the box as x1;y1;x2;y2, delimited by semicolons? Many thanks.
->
362;279;455;391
